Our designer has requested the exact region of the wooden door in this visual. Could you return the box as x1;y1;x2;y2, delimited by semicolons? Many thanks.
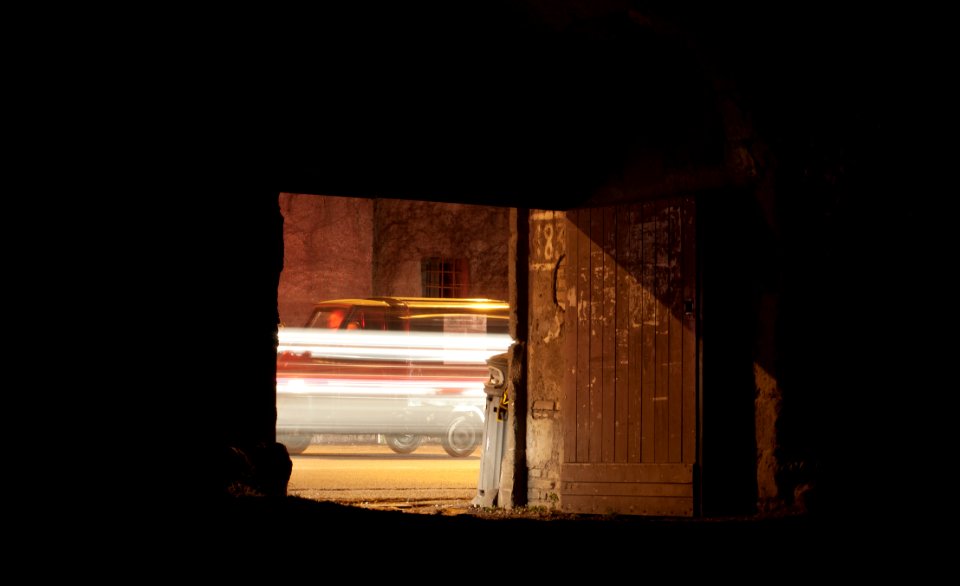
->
561;197;697;516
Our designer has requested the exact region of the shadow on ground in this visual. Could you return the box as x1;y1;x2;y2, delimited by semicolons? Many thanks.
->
203;496;855;561
90;493;933;578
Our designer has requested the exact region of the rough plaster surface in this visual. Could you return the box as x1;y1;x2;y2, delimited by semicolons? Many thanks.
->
525;210;567;508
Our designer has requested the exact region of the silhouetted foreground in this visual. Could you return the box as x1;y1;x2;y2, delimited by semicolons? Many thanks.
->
172;496;907;572
72;493;934;579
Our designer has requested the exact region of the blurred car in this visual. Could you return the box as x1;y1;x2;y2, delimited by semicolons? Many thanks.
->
276;297;512;457
302;296;510;335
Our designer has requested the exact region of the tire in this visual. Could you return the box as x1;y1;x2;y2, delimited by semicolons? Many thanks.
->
384;433;423;454
440;414;482;458
278;434;312;455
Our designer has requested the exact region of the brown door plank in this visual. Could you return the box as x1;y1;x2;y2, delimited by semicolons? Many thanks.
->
640;202;656;463
654;200;670;463
602;205;617;462
576;208;591;463
682;197;697;463
562;495;694;517
563;211;580;464
562;462;693;483
668;203;683;463
615;205;632;463
589;207;604;462
561;481;693;498
627;204;643;463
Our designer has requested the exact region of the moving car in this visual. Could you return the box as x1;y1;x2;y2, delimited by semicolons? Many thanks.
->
302;296;509;335
276;297;512;457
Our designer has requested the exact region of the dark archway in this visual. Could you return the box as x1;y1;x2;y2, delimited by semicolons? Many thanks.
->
150;3;932;525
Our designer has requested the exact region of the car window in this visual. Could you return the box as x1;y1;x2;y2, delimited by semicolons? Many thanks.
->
304;305;350;329
349;308;387;331
304;298;508;333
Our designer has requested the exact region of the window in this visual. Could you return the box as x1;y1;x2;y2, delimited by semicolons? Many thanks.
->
421;257;468;298
305;305;350;329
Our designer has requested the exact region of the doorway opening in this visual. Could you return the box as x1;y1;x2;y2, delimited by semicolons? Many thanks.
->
276;193;514;512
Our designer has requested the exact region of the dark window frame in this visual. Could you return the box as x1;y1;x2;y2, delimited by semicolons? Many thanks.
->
420;257;469;298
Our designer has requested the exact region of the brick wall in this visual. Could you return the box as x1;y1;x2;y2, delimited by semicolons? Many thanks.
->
277;194;374;327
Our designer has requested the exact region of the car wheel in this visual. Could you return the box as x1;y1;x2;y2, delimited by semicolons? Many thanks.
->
441;415;482;457
384;433;423;454
278;434;312;455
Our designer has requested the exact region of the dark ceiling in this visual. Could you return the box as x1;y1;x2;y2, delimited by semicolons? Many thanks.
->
129;2;932;214
153;2;902;209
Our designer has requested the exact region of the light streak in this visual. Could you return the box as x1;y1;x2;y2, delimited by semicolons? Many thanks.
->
277;328;512;364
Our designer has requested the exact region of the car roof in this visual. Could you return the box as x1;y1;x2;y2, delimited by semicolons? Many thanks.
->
312;298;391;308
313;297;508;311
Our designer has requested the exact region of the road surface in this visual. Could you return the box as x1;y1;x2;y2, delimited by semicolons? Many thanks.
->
287;442;483;512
